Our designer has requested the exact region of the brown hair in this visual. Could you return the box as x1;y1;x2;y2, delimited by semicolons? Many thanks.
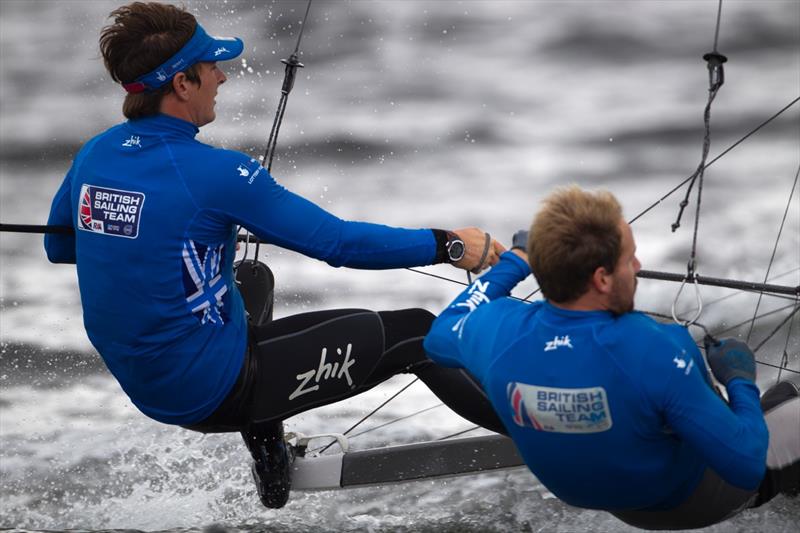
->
99;2;202;119
528;186;623;303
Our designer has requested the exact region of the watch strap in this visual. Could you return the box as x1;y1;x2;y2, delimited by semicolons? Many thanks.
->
432;229;450;264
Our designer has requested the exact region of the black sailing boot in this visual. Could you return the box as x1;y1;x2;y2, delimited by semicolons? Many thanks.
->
242;420;295;509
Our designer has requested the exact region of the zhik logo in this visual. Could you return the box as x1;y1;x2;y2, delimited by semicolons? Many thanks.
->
122;135;142;148
544;335;573;352
289;343;356;401
451;279;491;338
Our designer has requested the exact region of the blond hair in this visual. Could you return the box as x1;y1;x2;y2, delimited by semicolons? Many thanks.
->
528;186;623;303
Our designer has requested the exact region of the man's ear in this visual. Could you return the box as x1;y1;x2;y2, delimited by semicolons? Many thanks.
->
171;72;191;101
591;266;613;295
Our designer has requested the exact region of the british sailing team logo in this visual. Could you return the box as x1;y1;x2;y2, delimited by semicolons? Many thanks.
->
77;184;145;238
507;382;613;434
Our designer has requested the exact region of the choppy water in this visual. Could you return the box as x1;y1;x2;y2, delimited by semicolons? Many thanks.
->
1;1;798;531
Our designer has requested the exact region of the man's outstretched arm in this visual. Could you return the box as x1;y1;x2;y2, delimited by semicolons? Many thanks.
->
424;249;530;371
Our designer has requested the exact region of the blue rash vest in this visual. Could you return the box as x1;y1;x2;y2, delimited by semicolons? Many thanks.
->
45;113;438;425
424;252;768;511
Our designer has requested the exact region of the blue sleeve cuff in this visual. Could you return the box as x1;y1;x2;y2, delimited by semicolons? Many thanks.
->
501;250;531;276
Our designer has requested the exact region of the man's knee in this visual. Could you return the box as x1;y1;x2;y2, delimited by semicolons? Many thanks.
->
377;308;435;346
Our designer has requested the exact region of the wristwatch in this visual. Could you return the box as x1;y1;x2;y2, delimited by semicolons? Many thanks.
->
446;232;466;263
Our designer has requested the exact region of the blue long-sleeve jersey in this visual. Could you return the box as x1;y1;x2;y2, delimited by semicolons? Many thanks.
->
45;113;439;425
424;252;768;511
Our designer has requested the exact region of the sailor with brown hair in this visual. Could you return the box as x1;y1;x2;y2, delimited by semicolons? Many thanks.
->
425;185;799;530
45;1;507;509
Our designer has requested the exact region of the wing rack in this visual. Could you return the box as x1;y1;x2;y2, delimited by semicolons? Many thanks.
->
291;434;525;490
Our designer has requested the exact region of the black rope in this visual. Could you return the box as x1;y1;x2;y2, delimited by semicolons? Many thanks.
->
249;0;313;258
261;0;312;173
670;85;720;236
670;0;728;283
745;165;800;342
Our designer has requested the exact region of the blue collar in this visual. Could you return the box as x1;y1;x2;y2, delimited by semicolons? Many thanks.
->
126;113;200;138
540;300;617;325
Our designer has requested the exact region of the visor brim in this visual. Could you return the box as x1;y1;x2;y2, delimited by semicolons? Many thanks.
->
199;37;244;62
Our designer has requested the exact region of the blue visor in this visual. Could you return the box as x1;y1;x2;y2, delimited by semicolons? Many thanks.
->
123;23;243;93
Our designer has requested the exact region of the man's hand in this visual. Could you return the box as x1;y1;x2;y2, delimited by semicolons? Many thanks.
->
452;227;506;273
511;230;529;252
704;337;757;385
510;229;530;263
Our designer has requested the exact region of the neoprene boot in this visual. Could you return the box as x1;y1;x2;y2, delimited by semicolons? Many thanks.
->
242;420;294;509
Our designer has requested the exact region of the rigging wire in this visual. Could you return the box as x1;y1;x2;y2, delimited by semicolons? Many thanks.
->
437;426;481;441
776;316;794;383
753;305;800;354
347;404;443;440
627;95;800;225
308;403;445;453
317;377;421;454
745;165;800;343
712;302;799;338
246;0;313;259
644;305;800;376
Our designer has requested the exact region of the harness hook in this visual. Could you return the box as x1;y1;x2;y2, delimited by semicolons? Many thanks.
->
671;261;704;326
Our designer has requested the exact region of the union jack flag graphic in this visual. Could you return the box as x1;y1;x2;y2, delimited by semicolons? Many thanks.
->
79;187;94;229
181;240;228;325
507;382;543;430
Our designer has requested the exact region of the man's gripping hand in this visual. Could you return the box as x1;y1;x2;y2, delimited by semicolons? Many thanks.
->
510;229;529;263
452;227;506;273
704;337;757;385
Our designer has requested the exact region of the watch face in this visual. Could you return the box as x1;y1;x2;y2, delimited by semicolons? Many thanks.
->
448;240;465;262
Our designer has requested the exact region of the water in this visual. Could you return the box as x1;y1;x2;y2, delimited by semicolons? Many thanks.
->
1;1;798;531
